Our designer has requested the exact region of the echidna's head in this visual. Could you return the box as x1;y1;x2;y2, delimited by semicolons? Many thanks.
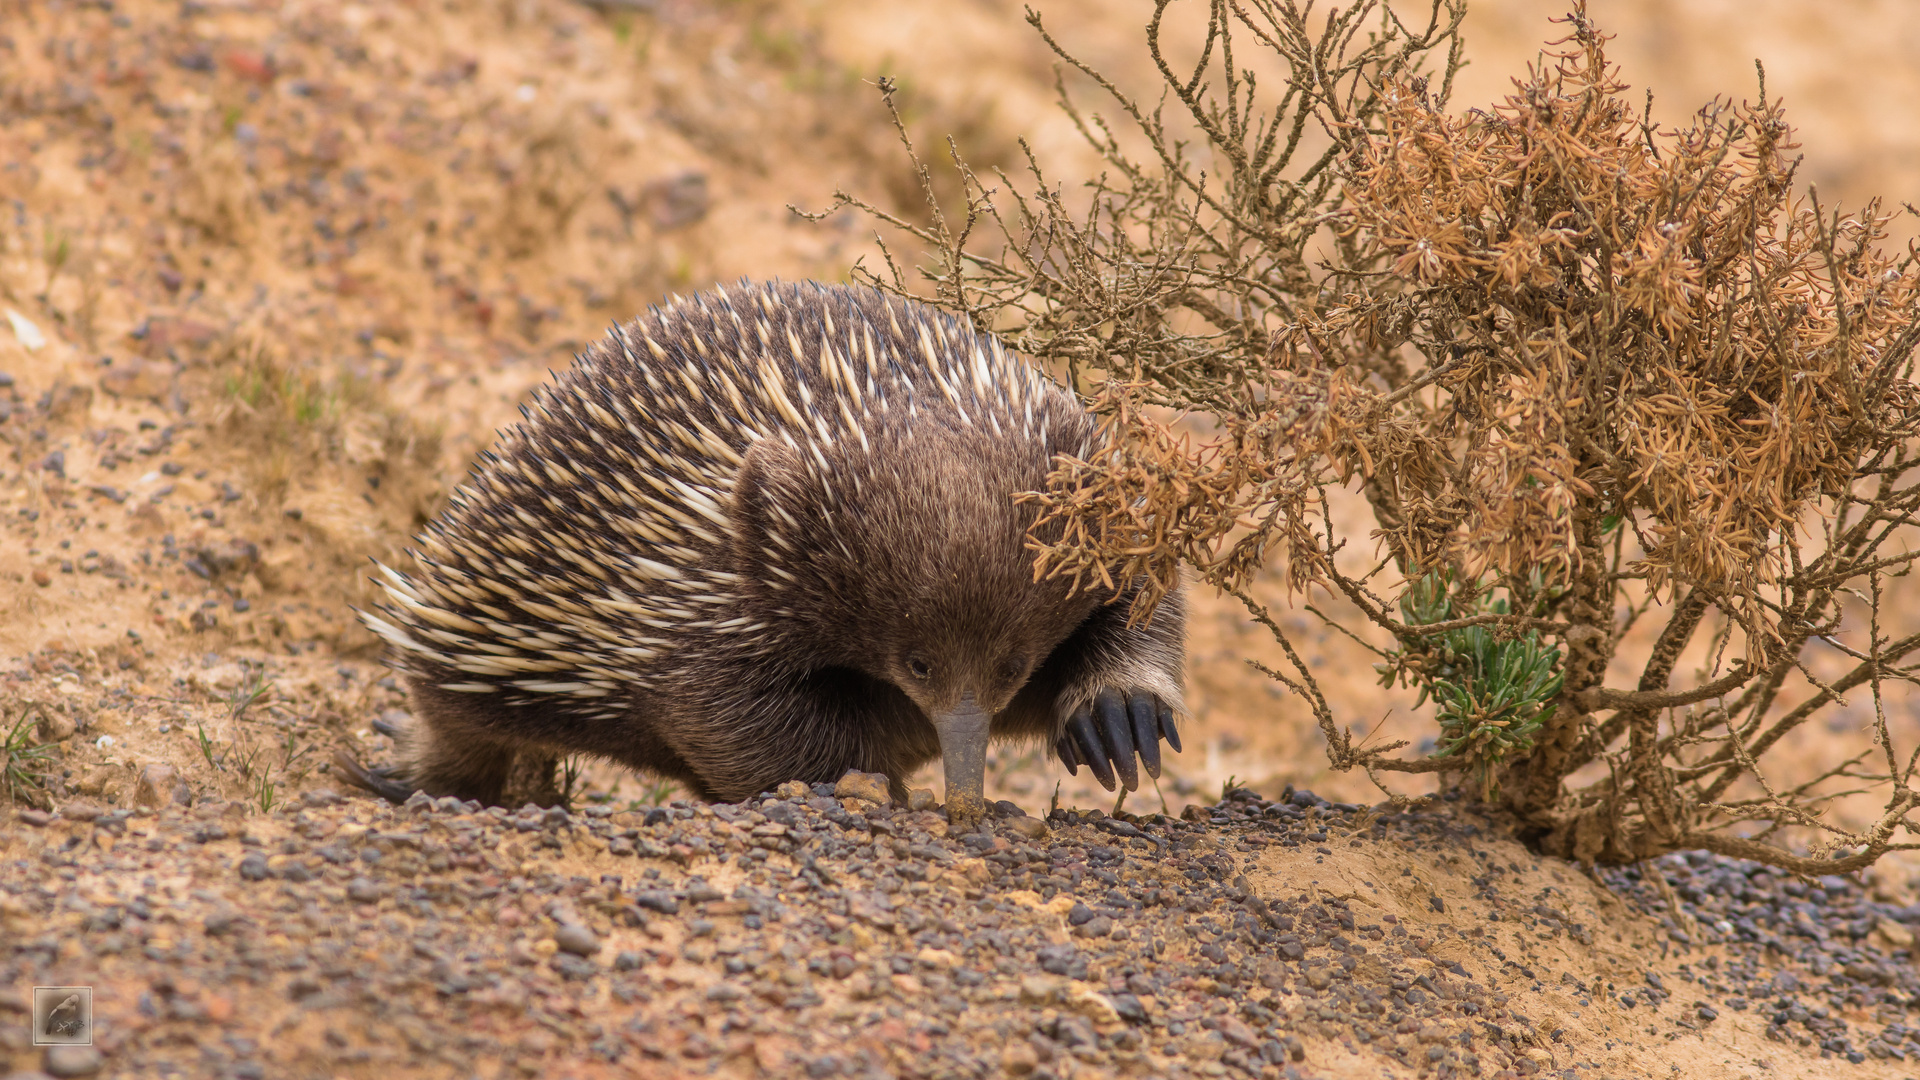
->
731;404;1098;818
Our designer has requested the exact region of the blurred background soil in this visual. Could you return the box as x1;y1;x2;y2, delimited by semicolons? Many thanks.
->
1;0;1917;855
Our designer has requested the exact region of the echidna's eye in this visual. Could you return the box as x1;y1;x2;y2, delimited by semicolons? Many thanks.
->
907;657;933;680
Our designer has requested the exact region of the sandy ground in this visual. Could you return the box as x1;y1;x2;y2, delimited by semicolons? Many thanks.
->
3;0;1919;1077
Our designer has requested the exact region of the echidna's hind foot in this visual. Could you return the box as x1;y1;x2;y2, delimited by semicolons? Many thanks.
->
338;711;523;806
332;750;418;804
336;743;562;808
404;736;522;805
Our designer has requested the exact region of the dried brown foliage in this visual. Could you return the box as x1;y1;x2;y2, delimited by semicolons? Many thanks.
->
820;1;1920;872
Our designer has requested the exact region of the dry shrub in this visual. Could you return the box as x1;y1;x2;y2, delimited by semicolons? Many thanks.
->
823;1;1920;873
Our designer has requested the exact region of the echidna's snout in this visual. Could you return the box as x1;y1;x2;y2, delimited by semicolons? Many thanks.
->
929;694;992;826
886;643;1034;825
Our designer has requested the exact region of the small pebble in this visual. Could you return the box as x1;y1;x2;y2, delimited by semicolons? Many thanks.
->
133;764;188;808
632;891;680;915
59;800;105;822
554;923;600;957
1003;816;1049;840
44;1044;105;1077
1019;974;1063;1005
37;712;78;743
833;770;890;805
1109;993;1149;1023
1074;915;1114;938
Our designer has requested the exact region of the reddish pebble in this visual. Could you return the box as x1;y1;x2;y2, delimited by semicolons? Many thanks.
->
224;49;274;84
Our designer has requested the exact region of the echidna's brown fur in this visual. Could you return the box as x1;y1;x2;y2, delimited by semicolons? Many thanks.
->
350;281;1184;811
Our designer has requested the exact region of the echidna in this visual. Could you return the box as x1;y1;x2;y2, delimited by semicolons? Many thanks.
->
341;281;1185;821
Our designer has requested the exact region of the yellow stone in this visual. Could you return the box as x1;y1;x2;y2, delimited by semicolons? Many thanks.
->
1876;918;1914;950
1064;980;1121;1025
1018;974;1063;1004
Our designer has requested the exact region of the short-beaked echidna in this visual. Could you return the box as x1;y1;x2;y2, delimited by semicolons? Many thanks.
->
342;280;1185;820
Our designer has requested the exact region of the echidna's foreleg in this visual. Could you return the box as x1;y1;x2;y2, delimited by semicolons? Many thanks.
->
659;664;940;804
1004;578;1188;793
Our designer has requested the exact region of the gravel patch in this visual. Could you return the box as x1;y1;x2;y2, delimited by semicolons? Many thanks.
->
5;785;1918;1078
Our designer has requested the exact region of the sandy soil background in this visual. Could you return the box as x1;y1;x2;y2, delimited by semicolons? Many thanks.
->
2;1;1919;1077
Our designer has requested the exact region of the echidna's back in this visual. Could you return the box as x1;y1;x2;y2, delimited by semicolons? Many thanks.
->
361;281;1081;718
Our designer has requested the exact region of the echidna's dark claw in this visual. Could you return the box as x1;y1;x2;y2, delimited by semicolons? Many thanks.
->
1129;693;1162;779
1095;689;1138;791
332;750;418;805
1158;703;1182;754
1066;707;1116;791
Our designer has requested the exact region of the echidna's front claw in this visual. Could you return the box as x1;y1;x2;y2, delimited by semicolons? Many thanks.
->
1128;693;1162;779
1066;706;1116;791
1056;731;1083;773
1095;690;1139;791
1057;691;1182;793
